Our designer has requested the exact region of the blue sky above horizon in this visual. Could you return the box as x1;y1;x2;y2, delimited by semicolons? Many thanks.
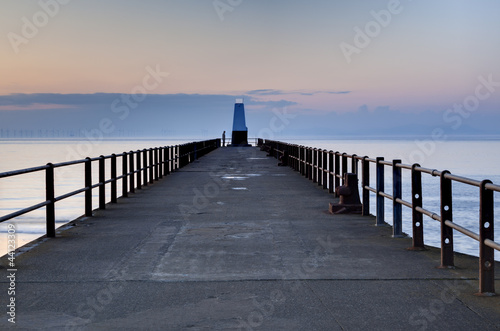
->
1;0;500;138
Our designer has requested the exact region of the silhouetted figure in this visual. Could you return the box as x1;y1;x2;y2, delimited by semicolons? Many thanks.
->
222;131;226;147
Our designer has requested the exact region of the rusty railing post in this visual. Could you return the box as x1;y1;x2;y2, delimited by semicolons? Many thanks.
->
410;164;424;249
46;163;55;237
478;180;495;295
375;157;385;226
440;171;454;268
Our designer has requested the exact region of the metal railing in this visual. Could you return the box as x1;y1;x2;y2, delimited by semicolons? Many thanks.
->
222;137;259;147
0;139;220;237
259;139;500;295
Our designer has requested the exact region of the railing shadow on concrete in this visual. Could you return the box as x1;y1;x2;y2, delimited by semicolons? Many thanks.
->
259;138;500;296
0;139;220;237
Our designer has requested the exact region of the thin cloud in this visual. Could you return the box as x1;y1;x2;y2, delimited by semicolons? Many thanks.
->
246;99;298;108
245;89;351;96
0;103;77;111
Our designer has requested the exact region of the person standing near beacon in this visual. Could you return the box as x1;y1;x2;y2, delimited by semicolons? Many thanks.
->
222;131;226;147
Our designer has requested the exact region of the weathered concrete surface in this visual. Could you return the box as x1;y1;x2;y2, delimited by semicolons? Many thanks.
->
1;147;500;330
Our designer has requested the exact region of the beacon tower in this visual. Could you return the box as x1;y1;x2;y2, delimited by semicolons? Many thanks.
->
230;98;250;146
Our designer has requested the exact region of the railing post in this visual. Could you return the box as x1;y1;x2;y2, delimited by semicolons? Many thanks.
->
312;148;317;183
173;145;178;171
179;145;182;169
329;151;334;194
149;148;154;184
175;145;179;170
478;180;495;295
154;147;159;180
334;152;340;196
170;145;176;172
300;146;305;176
440;170;454;268
342;153;348;184
159;147;164;179
111;154;117;203
362;156;370;216
294;145;301;174
295;145;299;172
99;155;106;209
306;148;311;180
166;146;171;175
352;154;359;175
143;149;148;186
393;159;402;237
136;150;142;189
304;146;307;176
292;145;297;171
122;152;128;198
45;163;55;237
317;148;322;186
376;157;385;226
129;151;135;194
411;164;424;249
323;150;328;190
85;157;92;216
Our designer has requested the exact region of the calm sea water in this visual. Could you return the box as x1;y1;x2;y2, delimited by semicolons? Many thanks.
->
1;138;499;261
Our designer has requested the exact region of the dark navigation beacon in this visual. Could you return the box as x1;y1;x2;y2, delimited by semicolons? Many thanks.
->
230;98;251;146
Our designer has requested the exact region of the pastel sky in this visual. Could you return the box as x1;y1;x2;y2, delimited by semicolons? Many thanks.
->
1;0;500;137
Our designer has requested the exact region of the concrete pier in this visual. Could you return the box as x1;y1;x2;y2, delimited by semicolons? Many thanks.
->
2;147;500;330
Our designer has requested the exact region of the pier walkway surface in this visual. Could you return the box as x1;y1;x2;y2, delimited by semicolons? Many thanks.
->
3;147;500;330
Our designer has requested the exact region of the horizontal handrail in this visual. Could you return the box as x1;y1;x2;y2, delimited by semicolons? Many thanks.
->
0;200;51;223
444;220;480;242
54;187;89;203
0;165;50;178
